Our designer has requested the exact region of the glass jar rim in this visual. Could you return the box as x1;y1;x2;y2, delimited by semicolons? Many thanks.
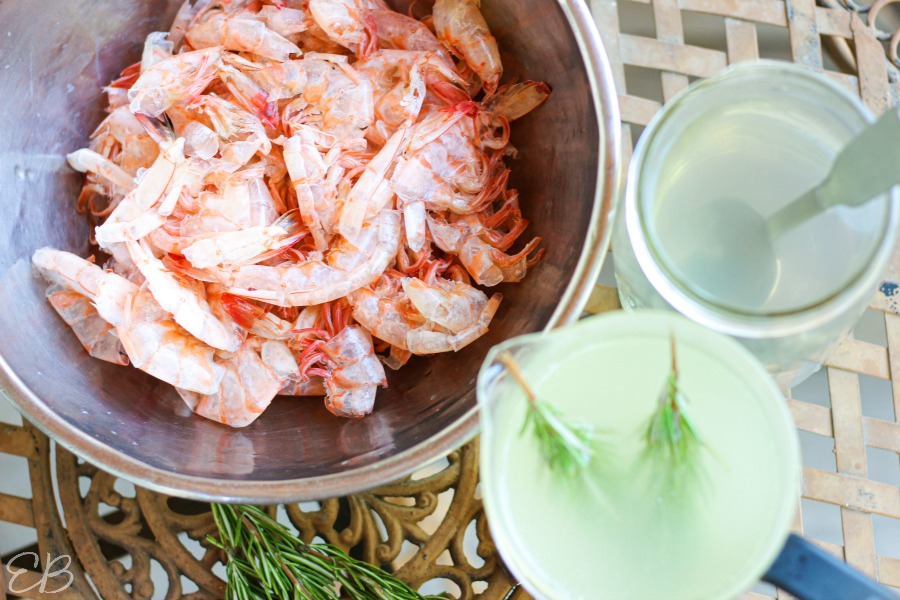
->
625;60;900;338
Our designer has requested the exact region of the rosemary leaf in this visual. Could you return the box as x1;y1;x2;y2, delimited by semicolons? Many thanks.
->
645;335;705;474
527;400;595;476
496;351;597;476
210;504;444;600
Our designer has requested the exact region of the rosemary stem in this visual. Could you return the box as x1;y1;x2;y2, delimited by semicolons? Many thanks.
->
211;503;443;600
668;333;679;411
670;332;678;376
496;351;538;406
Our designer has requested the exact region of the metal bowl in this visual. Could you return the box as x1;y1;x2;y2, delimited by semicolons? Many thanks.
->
0;0;620;502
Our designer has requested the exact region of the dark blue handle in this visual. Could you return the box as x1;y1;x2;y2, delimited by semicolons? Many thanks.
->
762;534;898;600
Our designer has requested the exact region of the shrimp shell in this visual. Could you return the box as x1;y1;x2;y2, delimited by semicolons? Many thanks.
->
433;0;502;94
186;12;301;62
32;247;138;327
127;239;243;352
177;340;284;427
47;287;129;366
128;47;223;117
40;0;549;426
321;325;386;417
369;10;454;66
118;291;226;395
223;209;401;306
406;292;502;354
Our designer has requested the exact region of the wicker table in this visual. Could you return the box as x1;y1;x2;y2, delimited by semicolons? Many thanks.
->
3;1;900;598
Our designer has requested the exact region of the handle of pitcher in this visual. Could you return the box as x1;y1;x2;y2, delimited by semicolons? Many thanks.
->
762;533;898;600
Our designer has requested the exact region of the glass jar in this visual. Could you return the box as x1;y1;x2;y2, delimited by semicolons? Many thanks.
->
613;61;899;389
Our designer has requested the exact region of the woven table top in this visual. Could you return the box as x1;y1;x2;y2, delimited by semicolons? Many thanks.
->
592;0;900;596
2;1;900;599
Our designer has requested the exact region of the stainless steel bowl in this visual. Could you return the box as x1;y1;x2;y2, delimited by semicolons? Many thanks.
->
0;0;620;502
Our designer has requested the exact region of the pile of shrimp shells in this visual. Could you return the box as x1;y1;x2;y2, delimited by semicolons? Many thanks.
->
32;0;550;428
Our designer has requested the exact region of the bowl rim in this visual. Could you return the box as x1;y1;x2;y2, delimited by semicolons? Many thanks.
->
0;0;622;503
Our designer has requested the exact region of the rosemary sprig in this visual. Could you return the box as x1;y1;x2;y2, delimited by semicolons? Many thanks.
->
208;504;444;600
495;351;596;476
645;334;704;467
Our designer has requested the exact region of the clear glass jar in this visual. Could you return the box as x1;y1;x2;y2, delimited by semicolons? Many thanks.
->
613;61;899;389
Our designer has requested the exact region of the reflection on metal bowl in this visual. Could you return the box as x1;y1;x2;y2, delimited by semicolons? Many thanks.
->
0;0;620;502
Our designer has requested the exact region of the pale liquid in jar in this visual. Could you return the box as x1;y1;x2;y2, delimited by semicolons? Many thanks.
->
649;97;882;315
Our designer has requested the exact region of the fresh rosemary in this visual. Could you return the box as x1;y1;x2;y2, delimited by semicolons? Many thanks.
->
208;504;444;600
495;351;596;476
645;334;704;467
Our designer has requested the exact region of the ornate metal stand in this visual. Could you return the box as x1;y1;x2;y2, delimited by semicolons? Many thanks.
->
1;428;523;600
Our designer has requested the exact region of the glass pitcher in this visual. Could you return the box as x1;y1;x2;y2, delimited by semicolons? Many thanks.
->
476;311;895;600
477;311;799;599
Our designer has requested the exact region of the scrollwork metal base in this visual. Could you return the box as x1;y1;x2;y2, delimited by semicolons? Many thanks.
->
11;427;526;599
